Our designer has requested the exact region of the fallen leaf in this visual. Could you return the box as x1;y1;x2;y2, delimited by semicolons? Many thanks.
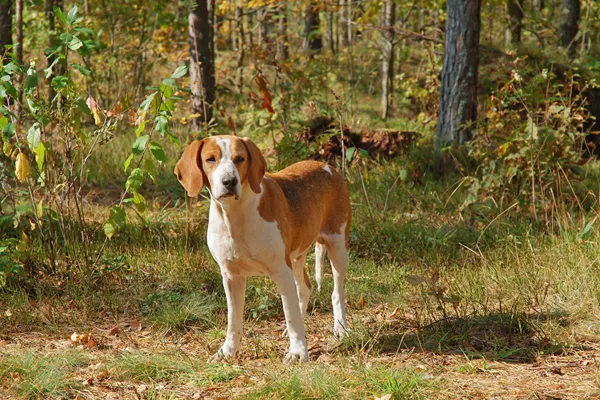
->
108;326;119;336
82;376;94;386
130;320;142;331
375;394;392;400
4;309;13;317
87;336;96;349
389;307;400;319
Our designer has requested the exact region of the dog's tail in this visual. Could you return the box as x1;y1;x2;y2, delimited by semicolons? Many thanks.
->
315;242;326;291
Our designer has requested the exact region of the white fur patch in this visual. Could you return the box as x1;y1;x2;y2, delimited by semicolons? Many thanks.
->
212;138;241;199
323;165;332;175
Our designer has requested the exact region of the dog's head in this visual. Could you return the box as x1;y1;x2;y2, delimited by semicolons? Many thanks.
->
174;135;266;201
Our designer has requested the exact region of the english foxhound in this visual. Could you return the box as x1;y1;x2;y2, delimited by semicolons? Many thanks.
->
174;135;351;362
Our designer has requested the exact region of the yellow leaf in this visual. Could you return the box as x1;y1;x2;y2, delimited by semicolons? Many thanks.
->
86;95;103;126
15;153;30;183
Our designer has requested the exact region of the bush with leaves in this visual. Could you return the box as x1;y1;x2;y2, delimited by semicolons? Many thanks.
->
461;67;595;217
0;6;187;286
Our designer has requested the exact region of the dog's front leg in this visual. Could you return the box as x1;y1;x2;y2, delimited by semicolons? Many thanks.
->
209;272;246;362
271;268;308;363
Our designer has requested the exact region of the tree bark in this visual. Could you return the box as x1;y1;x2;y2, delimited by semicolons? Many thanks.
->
258;7;272;46
0;0;12;64
558;0;580;58
326;11;335;54
339;0;351;47
381;0;395;120
235;5;244;93
435;0;481;151
189;0;215;132
277;3;288;61
245;10;254;49
506;0;524;44
303;0;322;53
15;0;22;116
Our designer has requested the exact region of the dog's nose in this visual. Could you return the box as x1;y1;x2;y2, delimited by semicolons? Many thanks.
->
222;177;238;189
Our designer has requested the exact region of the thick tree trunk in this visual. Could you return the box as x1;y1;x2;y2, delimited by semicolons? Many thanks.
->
277;3;288;61
303;1;322;53
0;0;12;64
381;0;395;120
558;0;580;58
189;0;215;132
435;0;481;151
506;0;524;44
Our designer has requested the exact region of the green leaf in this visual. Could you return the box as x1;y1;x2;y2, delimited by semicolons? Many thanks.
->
35;142;45;172
72;63;91;76
110;206;126;227
132;135;149;156
2;123;15;139
133;192;146;213
135;120;146;137
103;221;116;239
27;123;41;149
126;168;144;193
76;98;91;116
399;169;408;182
155;115;168;136
345;147;356;162
51;76;69;90
143;159;156;182
123;153;134;173
170;65;188;79
55;7;68;26
24;66;38;93
68;36;84;51
66;6;78;24
140;92;157;113
149;141;167;162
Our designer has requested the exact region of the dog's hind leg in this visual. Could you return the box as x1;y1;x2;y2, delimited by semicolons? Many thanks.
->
314;241;326;292
292;251;311;319
322;231;349;338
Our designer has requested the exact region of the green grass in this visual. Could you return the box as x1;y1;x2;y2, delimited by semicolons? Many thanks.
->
0;349;89;399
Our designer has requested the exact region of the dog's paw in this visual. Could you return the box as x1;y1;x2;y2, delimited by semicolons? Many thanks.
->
208;347;236;363
333;323;350;339
283;348;308;364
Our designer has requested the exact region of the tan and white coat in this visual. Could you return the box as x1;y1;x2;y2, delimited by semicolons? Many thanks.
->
175;135;351;362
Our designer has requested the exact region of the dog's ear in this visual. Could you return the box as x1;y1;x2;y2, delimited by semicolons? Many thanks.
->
241;137;266;194
174;140;205;197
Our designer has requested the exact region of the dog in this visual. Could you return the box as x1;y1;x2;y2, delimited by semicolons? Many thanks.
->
174;135;351;362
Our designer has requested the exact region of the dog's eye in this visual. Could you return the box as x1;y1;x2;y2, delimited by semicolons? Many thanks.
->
234;157;245;165
206;157;216;163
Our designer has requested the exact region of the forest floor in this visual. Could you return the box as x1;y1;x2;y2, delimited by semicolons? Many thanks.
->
3;134;600;399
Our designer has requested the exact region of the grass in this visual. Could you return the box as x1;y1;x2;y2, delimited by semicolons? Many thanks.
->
3;139;600;398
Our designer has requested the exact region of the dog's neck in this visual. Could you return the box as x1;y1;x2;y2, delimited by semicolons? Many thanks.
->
209;183;261;239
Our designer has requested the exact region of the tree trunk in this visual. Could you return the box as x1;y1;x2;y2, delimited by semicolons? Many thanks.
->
303;1;322;53
558;0;580;58
326;11;335;54
339;0;348;47
258;7;272;46
235;5;244;93
15;0;22;116
381;0;395;120
346;0;353;45
189;0;215;132
506;0;524;44
245;10;254;49
0;0;12;64
435;0;481;151
277;3;288;61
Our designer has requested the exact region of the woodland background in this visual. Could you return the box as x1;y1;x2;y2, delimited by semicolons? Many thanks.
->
1;0;600;398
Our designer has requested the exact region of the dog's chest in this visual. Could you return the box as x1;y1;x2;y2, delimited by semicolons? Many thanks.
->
206;202;286;276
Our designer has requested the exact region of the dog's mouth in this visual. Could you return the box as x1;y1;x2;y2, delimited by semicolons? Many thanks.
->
218;192;239;201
